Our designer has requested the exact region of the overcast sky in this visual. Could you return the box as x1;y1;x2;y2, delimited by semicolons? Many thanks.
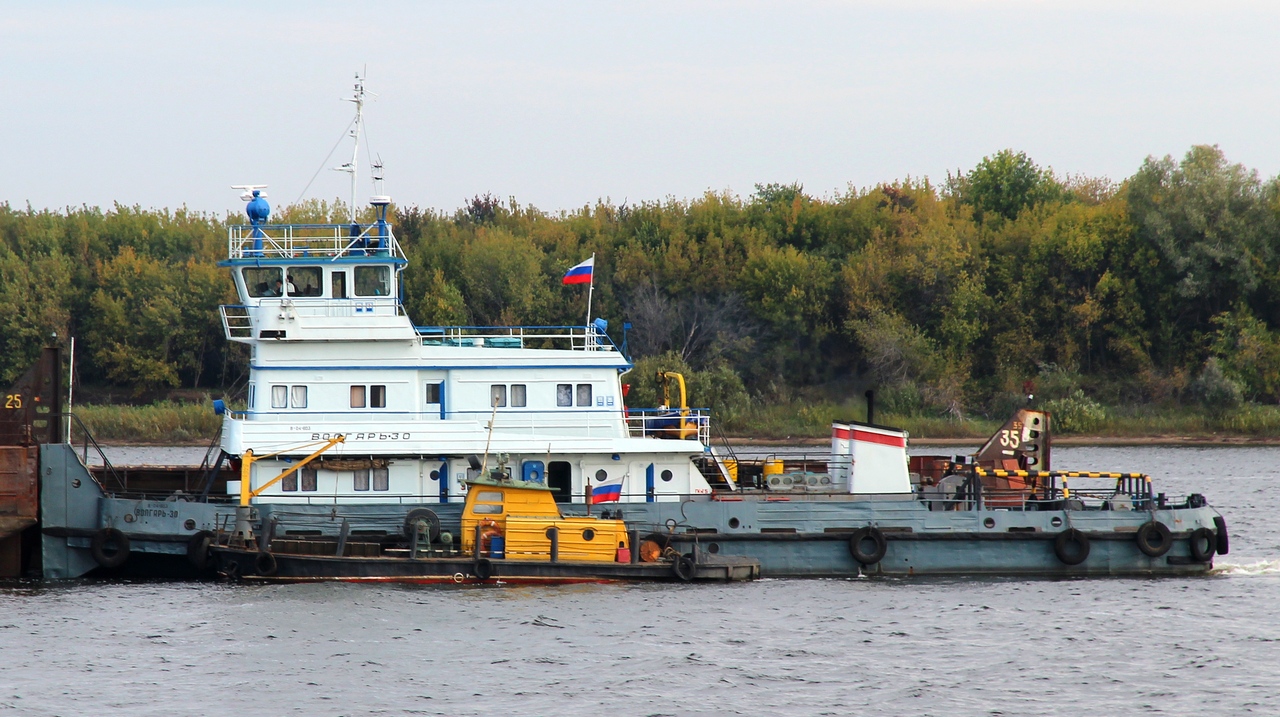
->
3;1;1278;217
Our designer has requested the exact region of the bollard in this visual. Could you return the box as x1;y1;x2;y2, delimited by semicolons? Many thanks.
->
548;527;559;563
630;530;640;564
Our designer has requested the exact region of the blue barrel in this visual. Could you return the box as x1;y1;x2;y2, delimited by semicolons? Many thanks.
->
490;536;505;559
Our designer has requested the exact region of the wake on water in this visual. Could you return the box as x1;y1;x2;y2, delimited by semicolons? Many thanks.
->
1210;558;1280;576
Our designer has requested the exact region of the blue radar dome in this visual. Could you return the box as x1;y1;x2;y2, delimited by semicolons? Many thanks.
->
246;190;270;225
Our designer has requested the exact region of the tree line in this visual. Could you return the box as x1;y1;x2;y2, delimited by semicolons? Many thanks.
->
3;144;1279;420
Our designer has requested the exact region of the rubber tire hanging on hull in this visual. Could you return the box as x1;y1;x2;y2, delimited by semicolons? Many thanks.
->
255;551;278;576
90;528;130;569
672;554;696;582
187;531;214;570
1053;529;1090;565
474;557;494;580
1135;521;1172;557
404;508;441;542
1213;516;1230;555
848;527;887;566
1189;527;1217;563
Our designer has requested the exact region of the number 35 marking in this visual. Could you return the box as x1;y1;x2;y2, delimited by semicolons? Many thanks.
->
998;429;1020;449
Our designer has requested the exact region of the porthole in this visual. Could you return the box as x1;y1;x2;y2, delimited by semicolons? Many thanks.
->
660;469;673;482
429;470;440;481
582;528;596;541
1050;517;1063;528
595;469;608;481
983;517;996;529
728;517;740;529
708;543;721;554
184;519;196;531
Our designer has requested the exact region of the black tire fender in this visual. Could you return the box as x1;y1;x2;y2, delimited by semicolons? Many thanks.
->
848;527;887;565
186;530;214;570
1189;527;1216;563
474;557;494;580
1213;516;1230;556
672;554;696;582
404;508;442;542
254;550;278;576
1053;528;1090;566
90;528;130;569
1135;521;1172;558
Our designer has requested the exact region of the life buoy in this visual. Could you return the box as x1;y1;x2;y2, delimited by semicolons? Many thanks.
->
255;551;278;576
1053;529;1090;565
1213;516;1230;556
90;528;130;569
848;527;887;565
403;508;441;542
1189;527;1216;563
672;554;696;582
474;557;494;580
186;530;214;570
1135;521;1172;558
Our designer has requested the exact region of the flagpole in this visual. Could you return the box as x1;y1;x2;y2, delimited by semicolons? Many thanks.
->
585;252;596;327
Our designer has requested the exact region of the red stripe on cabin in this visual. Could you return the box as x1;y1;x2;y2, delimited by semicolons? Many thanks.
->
852;429;906;448
832;427;852;439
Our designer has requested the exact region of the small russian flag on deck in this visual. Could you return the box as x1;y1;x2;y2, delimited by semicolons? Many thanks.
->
590;474;624;504
562;256;594;285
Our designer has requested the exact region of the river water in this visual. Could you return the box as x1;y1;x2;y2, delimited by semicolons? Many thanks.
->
3;446;1279;716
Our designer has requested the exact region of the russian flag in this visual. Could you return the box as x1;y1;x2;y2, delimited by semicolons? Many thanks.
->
590;474;624;503
562;256;594;285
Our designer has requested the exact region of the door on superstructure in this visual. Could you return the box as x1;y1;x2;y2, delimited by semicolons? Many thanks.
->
332;271;348;299
547;461;573;503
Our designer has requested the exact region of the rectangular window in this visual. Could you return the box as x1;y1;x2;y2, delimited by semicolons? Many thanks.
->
425;383;442;404
353;469;370;491
301;468;318;492
373;467;389;491
354;265;391;296
557;384;573;407
371;385;386;408
290;385;307;409
332;271;347;299
576;384;593;407
271;385;288;409
281;469;298;492
248;383;256;409
243;267;282;298
287;267;322;297
350;385;366;408
510;384;526;407
490;384;507;408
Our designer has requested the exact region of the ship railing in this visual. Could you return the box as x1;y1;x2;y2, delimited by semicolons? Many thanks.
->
923;469;1160;512
625;408;711;445
228;223;404;260
415;325;621;353
222;407;640;439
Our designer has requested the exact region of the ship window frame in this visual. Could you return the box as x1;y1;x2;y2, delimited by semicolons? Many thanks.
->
287;266;322;297
290;385;308;409
576;384;593;407
353;469;370;491
473;504;503;515
271;385;288;409
243;267;282;298
300;468;318;492
373;467;389;491
354;265;391;297
556;384;573;407
510;384;526;408
425;382;442;404
350;385;367;408
370;385;387;408
475;490;504;503
490;384;507;408
281;468;298;492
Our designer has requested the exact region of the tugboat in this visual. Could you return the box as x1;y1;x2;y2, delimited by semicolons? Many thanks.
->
210;454;760;584
29;74;1231;579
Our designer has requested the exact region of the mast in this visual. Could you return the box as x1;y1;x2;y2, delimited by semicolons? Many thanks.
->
334;73;368;223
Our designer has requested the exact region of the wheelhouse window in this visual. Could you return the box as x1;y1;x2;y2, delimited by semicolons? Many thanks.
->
490;384;507;408
271;385;287;409
244;267;282;298
290;385;307;409
287;267;322;297
576;384;593;407
557;384;573;407
350;385;366;408
371;385;386;408
354;265;391;297
425;383;442;404
511;384;526;407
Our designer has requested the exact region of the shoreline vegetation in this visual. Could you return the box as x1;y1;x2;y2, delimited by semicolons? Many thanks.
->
73;400;1280;447
11;144;1280;444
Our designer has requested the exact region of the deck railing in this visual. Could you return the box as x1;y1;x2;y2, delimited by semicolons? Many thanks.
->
228;223;404;260
416;325;621;353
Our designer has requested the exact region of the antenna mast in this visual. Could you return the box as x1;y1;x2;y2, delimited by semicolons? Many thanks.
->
334;72;368;223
